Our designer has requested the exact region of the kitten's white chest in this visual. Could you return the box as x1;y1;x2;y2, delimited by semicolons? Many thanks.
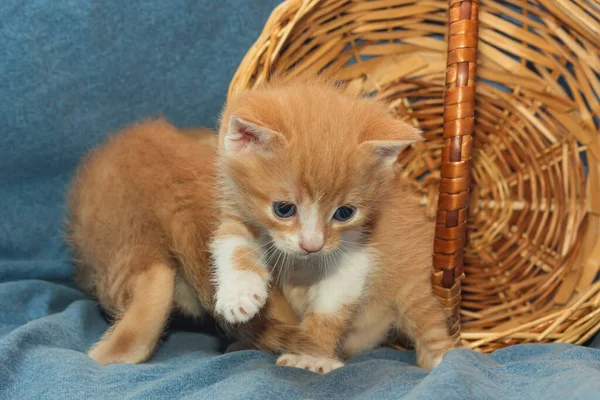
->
257;231;374;315
279;247;374;316
306;248;373;314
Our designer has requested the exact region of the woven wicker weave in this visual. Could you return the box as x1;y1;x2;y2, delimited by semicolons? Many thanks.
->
228;0;600;352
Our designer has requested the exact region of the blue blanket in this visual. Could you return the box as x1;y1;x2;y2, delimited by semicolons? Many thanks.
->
1;1;599;398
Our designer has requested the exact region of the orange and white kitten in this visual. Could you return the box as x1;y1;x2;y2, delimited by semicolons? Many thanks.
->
212;80;453;373
67;118;329;365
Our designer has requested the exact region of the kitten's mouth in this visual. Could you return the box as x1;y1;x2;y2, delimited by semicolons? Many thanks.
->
268;241;326;260
297;250;328;260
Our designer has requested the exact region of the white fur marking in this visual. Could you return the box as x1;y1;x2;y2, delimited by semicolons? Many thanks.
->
212;236;269;323
308;249;372;314
298;203;324;252
276;353;344;374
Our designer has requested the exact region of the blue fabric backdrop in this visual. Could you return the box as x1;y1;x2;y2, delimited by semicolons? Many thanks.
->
1;1;599;398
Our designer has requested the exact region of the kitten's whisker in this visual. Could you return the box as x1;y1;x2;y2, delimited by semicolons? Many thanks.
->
317;254;326;281
279;251;289;286
262;246;277;269
230;240;273;264
318;253;324;274
335;246;362;275
281;252;289;285
262;243;276;262
335;246;349;260
272;248;285;285
326;252;335;276
263;244;282;282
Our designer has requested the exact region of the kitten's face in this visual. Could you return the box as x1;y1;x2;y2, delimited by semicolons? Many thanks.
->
224;151;377;258
219;81;421;259
248;160;375;258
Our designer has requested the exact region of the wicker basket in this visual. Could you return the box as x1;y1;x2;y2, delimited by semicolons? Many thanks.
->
227;0;600;352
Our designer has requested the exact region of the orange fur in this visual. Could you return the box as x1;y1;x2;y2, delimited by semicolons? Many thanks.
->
340;180;454;368
300;306;356;358
67;118;217;364
217;80;417;254
67;118;329;365
88;262;175;365
213;79;452;372
69;80;453;370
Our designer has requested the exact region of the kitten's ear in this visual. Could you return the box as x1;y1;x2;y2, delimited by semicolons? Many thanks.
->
224;115;285;155
360;127;423;167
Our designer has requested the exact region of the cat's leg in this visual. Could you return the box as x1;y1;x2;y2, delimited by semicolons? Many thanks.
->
276;249;372;373
394;279;454;369
275;308;352;374
88;262;174;365
232;289;331;357
211;217;270;323
339;308;394;358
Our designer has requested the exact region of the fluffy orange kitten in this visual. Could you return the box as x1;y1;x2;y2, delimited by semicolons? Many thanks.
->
213;80;453;372
67;118;328;365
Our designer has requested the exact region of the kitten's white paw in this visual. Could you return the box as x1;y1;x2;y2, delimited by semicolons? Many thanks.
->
215;270;268;323
276;353;344;374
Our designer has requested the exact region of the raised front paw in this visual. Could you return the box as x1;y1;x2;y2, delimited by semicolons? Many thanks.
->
276;353;344;374
215;270;268;323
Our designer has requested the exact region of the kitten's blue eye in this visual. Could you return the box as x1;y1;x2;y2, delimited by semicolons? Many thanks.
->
273;202;296;218
333;206;355;222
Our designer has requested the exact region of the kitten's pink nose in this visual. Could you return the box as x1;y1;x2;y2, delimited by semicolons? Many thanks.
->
299;235;324;254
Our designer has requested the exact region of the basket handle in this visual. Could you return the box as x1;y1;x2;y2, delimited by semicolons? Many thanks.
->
433;0;479;343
